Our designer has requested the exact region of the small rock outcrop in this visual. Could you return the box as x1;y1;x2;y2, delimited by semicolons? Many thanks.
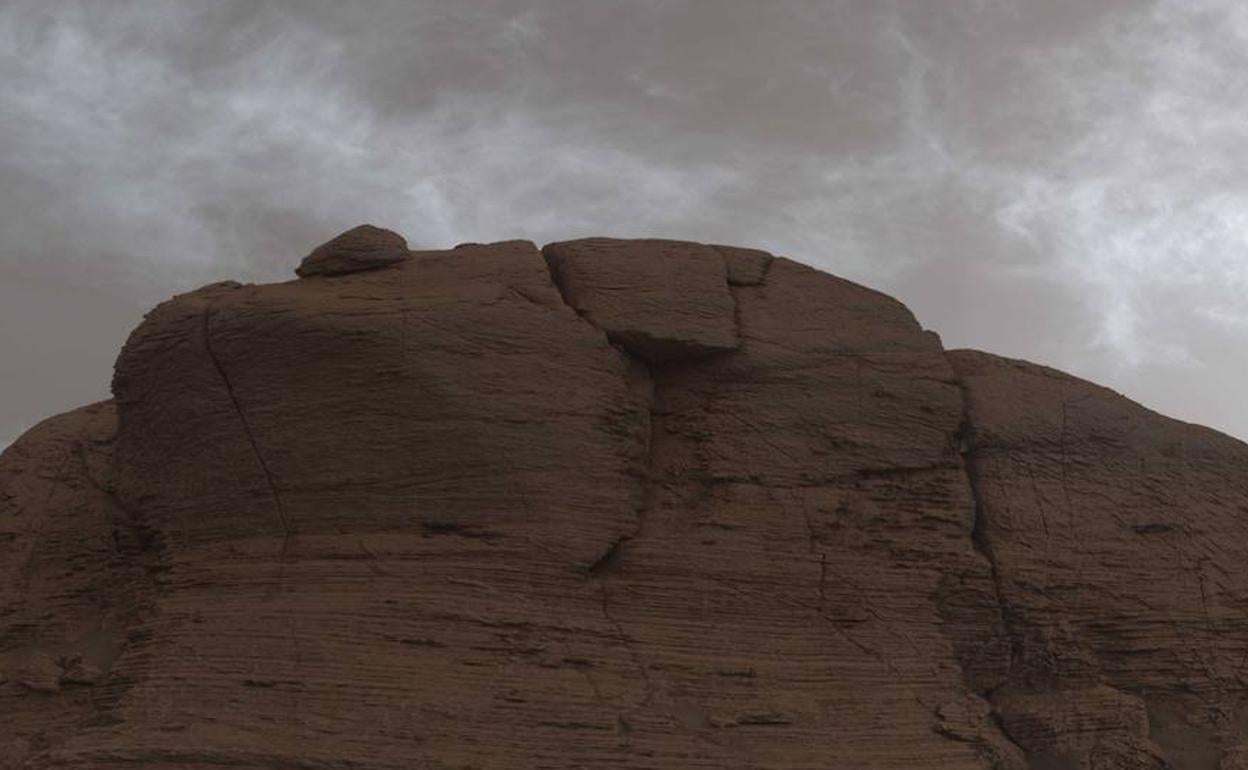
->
2;230;1247;769
294;224;409;277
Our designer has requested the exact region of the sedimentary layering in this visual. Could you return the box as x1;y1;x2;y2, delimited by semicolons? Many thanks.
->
2;228;1247;768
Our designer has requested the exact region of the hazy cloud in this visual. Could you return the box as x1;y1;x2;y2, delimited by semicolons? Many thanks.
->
3;0;1248;447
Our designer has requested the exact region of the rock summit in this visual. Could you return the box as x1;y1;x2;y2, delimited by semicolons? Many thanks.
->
3;230;1247;768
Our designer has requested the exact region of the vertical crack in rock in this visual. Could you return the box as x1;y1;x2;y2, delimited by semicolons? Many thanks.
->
954;382;1030;761
542;244;787;735
713;244;773;342
592;361;657;579
710;243;775;289
798;500;828;608
597;363;659;709
72;439;163;722
201;307;292;547
962;421;1017;690
598;580;657;708
547;245;915;744
544;242;759;578
719;256;908;692
538;249;657;574
76;441;164;576
538;247;668;716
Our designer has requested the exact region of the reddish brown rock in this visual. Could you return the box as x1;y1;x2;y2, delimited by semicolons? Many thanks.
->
2;235;1247;768
950;349;1248;769
294;224;409;277
11;653;61;694
0;401;144;765
543;237;740;361
711;243;773;286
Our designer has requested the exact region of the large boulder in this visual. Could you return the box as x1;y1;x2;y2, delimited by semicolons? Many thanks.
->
294;224;409;277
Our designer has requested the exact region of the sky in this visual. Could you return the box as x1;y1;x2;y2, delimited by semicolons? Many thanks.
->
3;0;1248;448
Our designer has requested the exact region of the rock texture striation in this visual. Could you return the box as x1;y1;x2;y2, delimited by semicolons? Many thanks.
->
2;229;1247;769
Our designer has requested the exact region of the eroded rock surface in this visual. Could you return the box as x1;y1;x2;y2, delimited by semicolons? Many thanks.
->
950;350;1248;769
543;238;740;361
2;233;1246;768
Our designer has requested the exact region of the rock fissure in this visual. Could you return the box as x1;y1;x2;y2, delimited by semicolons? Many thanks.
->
798;501;829;607
597;582;656;709
77;442;161;560
951;387;1033;765
710;243;775;288
201;306;292;544
539;253;658;575
73;441;167;638
585;536;626;578
721;249;771;340
541;241;762;732
956;410;1018;695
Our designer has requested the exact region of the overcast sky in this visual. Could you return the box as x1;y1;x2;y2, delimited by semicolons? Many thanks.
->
3;0;1248;448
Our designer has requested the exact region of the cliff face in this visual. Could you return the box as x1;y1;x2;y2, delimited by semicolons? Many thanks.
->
1;232;1246;769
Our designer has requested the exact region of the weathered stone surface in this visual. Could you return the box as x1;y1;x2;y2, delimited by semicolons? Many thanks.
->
584;255;1017;768
950;349;1248;769
294;224;409;277
993;685;1166;767
711;243;773;286
543;237;739;361
0;401;143;763
12;653;61;694
2;236;1247;768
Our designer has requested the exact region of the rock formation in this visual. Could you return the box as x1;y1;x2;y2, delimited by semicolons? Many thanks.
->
2;230;1247;769
294;224;409;277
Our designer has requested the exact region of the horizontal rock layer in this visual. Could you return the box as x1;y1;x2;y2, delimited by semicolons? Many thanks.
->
1;233;1246;769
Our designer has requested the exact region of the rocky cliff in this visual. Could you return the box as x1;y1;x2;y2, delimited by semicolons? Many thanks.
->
2;229;1247;769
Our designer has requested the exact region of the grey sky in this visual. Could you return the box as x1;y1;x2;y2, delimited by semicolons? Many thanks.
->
3;0;1248;448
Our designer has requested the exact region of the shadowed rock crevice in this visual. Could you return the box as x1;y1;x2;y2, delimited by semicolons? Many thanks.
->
539;247;658;576
710;243;774;288
538;239;756;578
957;408;1018;695
541;238;766;736
585;536;626;578
949;399;1031;764
723;247;775;347
541;238;771;580
75;438;166;591
201;306;292;542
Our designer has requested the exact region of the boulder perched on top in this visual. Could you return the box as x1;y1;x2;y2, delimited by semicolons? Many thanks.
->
295;224;409;278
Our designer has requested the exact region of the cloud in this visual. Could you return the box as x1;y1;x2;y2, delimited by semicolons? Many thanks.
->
3;0;1248;445
975;0;1248;372
0;1;743;282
